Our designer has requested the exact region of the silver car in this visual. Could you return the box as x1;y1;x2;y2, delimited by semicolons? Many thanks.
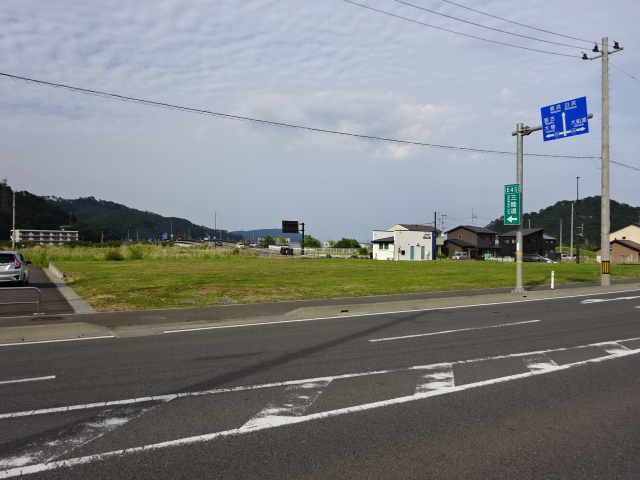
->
0;251;31;285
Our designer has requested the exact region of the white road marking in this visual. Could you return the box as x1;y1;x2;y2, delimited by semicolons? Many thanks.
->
415;364;455;394
240;380;331;430
0;376;55;386
581;295;640;304
369;319;540;342
594;342;632;356
0;336;114;347
0;404;158;470
2;337;639;478
522;353;559;374
163;288;640;335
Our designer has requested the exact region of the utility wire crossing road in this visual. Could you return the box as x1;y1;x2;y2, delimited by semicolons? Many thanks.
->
1;336;639;478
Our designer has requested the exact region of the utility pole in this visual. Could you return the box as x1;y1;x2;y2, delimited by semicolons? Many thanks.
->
11;192;16;250
511;123;541;293
576;176;580;264
583;37;623;285
559;219;563;255
570;202;574;258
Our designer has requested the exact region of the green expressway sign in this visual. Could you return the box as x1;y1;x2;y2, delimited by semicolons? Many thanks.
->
504;184;521;225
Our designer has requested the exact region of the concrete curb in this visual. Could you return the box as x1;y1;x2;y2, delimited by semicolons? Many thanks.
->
43;267;96;315
284;283;640;319
0;322;112;344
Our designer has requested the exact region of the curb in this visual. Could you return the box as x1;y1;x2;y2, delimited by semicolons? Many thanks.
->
43;267;96;315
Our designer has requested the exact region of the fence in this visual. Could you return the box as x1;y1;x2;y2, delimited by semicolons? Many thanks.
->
0;286;42;314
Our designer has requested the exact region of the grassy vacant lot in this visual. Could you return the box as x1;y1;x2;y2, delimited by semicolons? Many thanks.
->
23;245;639;312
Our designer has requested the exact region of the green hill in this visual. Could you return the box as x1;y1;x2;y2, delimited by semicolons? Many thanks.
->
0;181;240;243
486;196;639;249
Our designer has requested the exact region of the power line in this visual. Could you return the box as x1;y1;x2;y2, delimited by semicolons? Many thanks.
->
439;0;595;45
610;62;640;82
2;71;634;169
390;0;587;50
343;0;579;58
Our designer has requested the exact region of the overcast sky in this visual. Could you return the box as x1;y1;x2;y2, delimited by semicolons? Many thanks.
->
2;0;639;242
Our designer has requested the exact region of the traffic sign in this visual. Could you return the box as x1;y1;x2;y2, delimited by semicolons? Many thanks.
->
541;96;589;141
504;184;520;225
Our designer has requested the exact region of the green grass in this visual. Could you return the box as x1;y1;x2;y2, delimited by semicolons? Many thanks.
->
18;243;635;311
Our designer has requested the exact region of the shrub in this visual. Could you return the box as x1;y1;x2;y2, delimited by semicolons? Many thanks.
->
104;249;125;261
127;246;144;260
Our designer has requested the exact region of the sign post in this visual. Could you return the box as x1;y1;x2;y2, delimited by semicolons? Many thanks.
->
281;220;305;255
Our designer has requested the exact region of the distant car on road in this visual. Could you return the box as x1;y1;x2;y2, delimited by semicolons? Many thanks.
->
451;252;468;260
522;253;555;263
0;251;31;286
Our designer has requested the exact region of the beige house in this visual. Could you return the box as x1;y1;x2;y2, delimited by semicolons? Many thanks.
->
597;222;640;263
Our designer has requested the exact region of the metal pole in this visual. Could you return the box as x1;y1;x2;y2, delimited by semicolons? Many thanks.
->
570;202;574;258
514;123;524;293
11;192;16;250
600;37;611;285
576;176;580;263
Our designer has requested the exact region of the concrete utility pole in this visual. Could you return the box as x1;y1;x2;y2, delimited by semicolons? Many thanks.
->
11;192;16;250
576;176;580;264
583;37;623;286
511;123;541;293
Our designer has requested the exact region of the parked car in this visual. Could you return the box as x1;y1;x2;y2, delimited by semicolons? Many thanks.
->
451;252;468;260
522;253;555;263
0;251;31;285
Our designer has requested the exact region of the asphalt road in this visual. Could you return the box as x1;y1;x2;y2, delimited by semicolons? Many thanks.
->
1;287;639;479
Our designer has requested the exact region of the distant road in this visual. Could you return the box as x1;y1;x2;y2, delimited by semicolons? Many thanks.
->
1;288;639;478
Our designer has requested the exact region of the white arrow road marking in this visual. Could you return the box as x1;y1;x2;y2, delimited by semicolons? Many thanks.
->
594;342;632;356
0;376;55;386
415;364;455;394
1;337;639;478
581;295;640;304
0;403;161;470
240;380;331;430
370;319;540;343
522;353;559;374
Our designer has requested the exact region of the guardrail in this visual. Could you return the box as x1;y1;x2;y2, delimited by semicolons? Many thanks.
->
0;286;42;314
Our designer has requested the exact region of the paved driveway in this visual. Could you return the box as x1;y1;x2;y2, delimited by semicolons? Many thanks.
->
0;268;74;318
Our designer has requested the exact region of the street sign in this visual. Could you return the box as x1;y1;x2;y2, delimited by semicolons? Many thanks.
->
282;220;299;233
541;96;589;141
504;184;520;225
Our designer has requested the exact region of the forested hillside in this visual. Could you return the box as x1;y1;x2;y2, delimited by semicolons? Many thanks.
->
486;196;639;248
0;181;240;243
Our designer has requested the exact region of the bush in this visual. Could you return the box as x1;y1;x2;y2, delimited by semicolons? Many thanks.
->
104;249;125;261
127;246;144;260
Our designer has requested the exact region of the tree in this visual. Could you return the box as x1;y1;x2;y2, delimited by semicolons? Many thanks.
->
333;238;361;248
303;235;321;248
258;235;276;248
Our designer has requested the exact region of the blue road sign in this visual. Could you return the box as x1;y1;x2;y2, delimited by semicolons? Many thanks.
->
541;96;589;142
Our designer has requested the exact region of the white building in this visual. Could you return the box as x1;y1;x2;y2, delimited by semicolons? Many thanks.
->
12;229;79;246
371;224;439;261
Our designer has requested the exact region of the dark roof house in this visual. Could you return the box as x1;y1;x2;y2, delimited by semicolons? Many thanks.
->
444;225;501;259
